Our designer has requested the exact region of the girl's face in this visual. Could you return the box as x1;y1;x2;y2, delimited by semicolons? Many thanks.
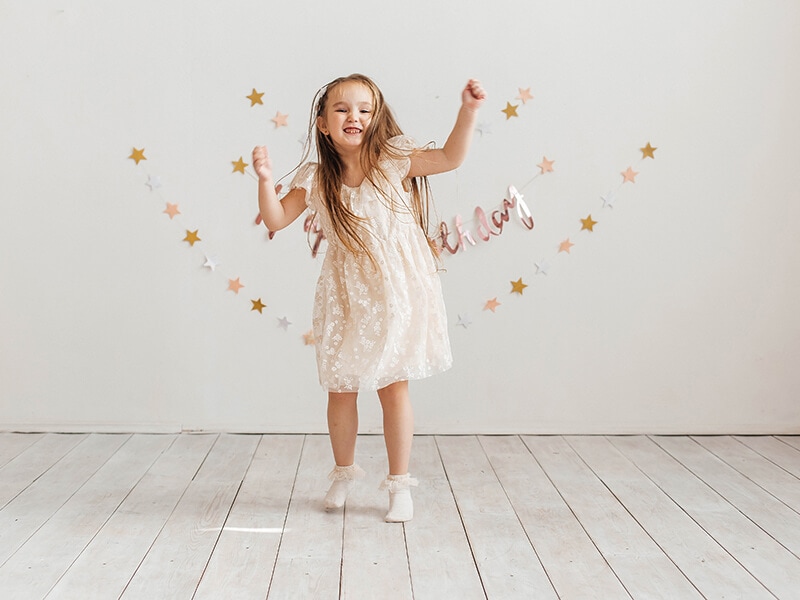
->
318;81;375;153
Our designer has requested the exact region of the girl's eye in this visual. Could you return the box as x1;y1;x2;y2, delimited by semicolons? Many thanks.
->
360;109;371;114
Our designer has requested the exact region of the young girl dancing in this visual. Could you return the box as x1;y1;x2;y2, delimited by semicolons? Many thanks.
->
253;74;485;522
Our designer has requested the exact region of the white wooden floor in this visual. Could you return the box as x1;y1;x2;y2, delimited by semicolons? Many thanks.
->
0;434;799;599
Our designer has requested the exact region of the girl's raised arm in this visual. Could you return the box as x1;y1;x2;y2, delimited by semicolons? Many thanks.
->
407;79;486;178
253;145;308;231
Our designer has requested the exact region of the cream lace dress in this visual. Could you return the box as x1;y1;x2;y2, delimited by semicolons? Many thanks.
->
290;136;452;392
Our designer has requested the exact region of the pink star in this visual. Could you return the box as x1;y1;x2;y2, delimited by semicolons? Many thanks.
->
271;111;289;128
517;88;534;104
621;166;639;183
537;156;555;173
163;203;180;219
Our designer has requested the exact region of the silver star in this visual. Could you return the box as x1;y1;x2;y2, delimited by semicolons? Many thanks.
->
145;174;162;191
203;255;221;271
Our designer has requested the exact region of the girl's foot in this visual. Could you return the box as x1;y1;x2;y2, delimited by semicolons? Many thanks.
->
324;464;364;510
380;473;418;522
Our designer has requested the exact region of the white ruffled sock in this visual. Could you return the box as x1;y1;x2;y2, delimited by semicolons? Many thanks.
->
380;473;418;523
324;464;364;510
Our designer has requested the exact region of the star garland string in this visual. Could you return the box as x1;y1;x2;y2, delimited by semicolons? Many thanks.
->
127;89;302;340
130;82;656;346
460;140;657;328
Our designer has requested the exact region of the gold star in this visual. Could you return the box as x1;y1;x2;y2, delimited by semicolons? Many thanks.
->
621;166;639;183
510;278;528;295
271;111;289;128
302;330;316;345
183;229;201;246
129;147;146;164
501;102;519;120
484;297;501;312
251;298;266;313
537;156;555;173
517;88;534;104
580;215;597;232
232;156;248;174
228;278;244;294
640;142;657;159
163;203;180;219
559;238;575;253
246;88;265;106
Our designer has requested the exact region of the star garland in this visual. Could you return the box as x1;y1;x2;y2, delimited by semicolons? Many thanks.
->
464;139;657;327
129;82;657;345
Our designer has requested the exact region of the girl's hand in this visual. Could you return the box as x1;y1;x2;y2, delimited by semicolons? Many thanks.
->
462;79;486;110
252;145;273;181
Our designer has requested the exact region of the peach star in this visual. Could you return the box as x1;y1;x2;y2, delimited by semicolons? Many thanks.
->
484;297;501;312
537;156;555;173
232;157;248;174
163;203;180;219
251;298;266;313
247;88;265;106
640;142;657;159
302;330;316;345
228;278;244;294
271;111;289;128
580;215;597;232
129;147;146;164
559;238;575;253
621;166;639;183
183;229;201;246
517;88;534;104
510;278;528;295
501;102;519;120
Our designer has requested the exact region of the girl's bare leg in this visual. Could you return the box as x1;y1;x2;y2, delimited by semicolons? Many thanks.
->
324;391;361;510
377;380;416;522
327;391;359;465
377;380;413;475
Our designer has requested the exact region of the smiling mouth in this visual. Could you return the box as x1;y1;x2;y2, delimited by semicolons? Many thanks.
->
344;127;362;134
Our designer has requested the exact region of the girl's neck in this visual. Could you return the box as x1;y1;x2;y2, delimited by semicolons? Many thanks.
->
340;153;365;188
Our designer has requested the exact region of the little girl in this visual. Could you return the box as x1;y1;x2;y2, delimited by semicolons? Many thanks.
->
253;74;485;522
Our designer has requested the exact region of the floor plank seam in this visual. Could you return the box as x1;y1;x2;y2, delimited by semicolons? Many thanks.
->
44;434;180;599
735;436;800;479
265;434;307;600
565;436;705;599
433;436;489;600
477;435;559;598
119;434;221;598
633;436;779;598
520;436;635;600
676;437;800;559
192;477;246;599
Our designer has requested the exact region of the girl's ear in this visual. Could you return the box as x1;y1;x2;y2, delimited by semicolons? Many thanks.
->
316;115;328;135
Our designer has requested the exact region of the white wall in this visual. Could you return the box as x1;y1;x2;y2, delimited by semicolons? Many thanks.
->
1;0;798;433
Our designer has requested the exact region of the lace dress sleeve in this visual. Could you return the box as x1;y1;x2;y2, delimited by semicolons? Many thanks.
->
386;135;417;179
289;162;318;208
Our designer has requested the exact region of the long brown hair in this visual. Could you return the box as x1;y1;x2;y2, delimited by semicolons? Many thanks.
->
301;74;437;264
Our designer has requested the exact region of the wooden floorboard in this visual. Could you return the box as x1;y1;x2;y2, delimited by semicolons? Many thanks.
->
193;434;304;600
0;433;796;599
525;436;703;600
45;433;217;599
612;436;800;599
437;435;558;599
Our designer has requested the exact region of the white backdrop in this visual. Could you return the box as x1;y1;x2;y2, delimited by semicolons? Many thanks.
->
1;0;798;433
